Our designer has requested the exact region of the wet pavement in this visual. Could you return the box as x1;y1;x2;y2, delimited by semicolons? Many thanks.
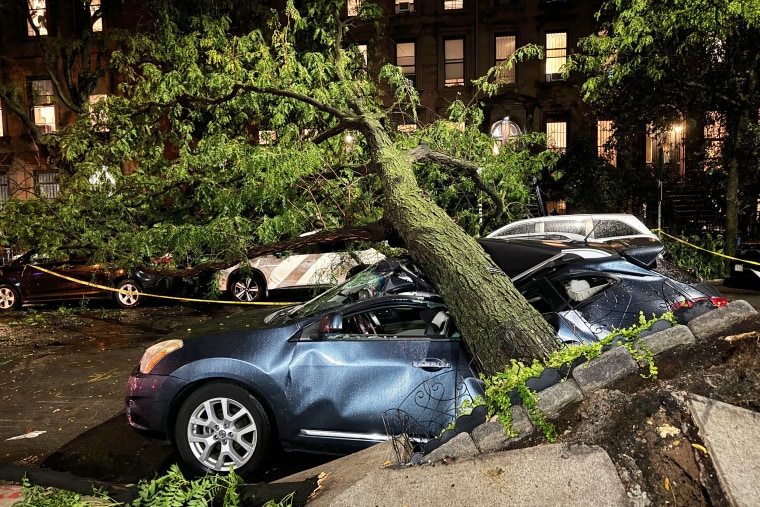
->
0;281;758;487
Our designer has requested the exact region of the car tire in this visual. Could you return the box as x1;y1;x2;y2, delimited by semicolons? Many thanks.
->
174;382;271;476
114;279;142;308
229;271;266;302
0;284;21;311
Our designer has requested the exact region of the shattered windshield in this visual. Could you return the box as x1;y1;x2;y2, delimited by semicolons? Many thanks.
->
265;258;429;324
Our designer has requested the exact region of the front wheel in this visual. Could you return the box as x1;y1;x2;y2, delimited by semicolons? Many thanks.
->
229;272;265;302
114;279;142;308
174;383;271;476
0;284;21;311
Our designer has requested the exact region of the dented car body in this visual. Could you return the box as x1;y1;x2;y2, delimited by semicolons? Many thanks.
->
127;245;725;475
127;258;480;476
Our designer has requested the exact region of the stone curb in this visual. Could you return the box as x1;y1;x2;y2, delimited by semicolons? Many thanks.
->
424;299;756;462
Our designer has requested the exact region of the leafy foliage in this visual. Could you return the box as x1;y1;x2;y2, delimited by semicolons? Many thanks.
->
482;313;677;438
661;233;728;280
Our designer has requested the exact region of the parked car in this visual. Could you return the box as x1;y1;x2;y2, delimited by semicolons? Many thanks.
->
127;257;482;476
478;237;727;343
126;249;726;475
726;241;760;289
0;252;197;311
486;213;658;244
216;247;385;302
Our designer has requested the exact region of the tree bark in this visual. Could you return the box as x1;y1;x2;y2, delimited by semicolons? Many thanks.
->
362;119;560;373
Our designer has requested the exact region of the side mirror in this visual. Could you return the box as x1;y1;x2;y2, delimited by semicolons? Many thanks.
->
318;312;343;339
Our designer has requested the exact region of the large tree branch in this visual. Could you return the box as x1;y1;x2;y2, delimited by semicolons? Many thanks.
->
142;220;396;278
408;144;505;227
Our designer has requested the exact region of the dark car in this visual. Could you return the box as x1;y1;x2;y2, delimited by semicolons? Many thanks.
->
726;241;760;289
0;252;195;311
478;237;727;343
126;258;482;476
126;250;725;476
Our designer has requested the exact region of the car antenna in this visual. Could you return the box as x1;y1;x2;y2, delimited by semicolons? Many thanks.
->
584;220;601;245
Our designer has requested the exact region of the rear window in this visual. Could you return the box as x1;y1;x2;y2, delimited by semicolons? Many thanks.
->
544;220;586;236
591;220;641;239
494;223;536;236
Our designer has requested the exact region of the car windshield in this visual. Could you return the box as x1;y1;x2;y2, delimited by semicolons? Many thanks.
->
266;258;428;323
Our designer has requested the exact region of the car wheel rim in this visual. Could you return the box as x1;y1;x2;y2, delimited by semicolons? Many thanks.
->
233;277;259;302
118;283;139;306
0;288;15;309
186;396;258;472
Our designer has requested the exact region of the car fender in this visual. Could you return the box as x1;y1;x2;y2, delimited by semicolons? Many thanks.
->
167;357;293;439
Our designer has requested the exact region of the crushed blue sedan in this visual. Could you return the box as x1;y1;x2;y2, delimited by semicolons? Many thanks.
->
126;245;726;476
126;257;483;476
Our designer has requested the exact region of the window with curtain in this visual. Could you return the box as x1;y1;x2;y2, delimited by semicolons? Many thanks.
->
597;120;616;166
546;121;567;152
27;0;47;36
545;32;567;81
396;41;416;86
31;79;56;133
495;35;516;83
444;38;465;87
35;170;59;198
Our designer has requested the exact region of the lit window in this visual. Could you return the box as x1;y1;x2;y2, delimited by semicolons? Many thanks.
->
89;94;108;131
597;120;616;166
35;170;59;198
545;32;567;81
397;123;417;133
444;0;464;9
91;0;103;32
444;38;465;87
258;130;276;145
0;100;4;137
357;44;368;67
395;0;415;13
495;35;516;83
645;122;685;175
396;42;416;86
704;111;724;161
546;121;567;152
490;117;521;144
28;0;47;36
31;80;56;133
0;171;8;201
347;0;360;16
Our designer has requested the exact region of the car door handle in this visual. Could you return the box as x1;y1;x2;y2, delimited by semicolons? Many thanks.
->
413;358;450;370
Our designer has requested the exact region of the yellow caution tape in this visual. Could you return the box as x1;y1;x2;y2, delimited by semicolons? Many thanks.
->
23;264;296;306
653;229;760;268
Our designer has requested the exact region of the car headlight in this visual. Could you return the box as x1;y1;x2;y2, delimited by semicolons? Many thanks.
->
139;339;183;374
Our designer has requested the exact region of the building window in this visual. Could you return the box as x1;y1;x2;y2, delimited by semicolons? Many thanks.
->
597;120;616;166
31;79;56;133
35;170;59;198
444;38;465;87
0;100;4;137
396;41;416;86
27;0;48;36
91;0;103;32
395;0;415;13
704;111;724;162
0;171;8;201
645;122;685;175
347;0;360;16
258;130;276;145
444;0;464;9
89;94;108;131
546;121;567;152
495;34;516;83
545;32;567;81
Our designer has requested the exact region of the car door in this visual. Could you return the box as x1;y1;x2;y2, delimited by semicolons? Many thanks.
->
21;258;102;300
284;302;475;453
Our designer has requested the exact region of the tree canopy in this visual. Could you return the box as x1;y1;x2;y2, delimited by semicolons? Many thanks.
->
0;0;563;370
568;0;760;253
